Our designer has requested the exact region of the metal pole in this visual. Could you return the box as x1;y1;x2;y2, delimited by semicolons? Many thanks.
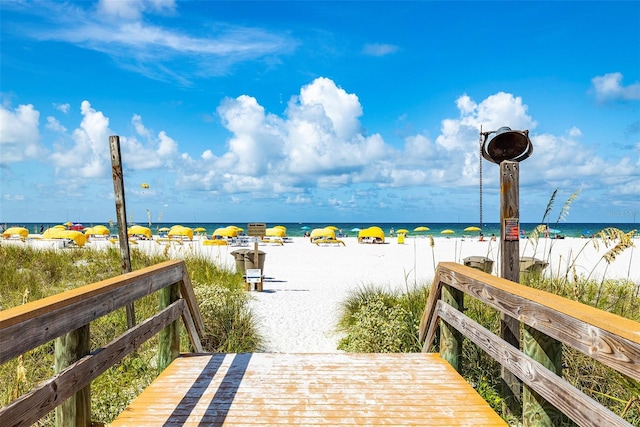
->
109;135;135;329
479;127;483;230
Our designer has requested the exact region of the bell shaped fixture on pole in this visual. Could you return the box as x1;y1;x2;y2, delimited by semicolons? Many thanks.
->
481;127;533;164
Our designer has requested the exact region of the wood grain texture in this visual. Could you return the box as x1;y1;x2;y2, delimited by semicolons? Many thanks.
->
111;353;507;426
0;260;185;363
0;300;186;427
440;285;463;371
54;325;91;427
436;300;631;427
434;263;640;381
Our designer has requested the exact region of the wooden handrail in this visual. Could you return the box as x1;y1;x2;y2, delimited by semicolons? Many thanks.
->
419;262;640;427
0;260;204;427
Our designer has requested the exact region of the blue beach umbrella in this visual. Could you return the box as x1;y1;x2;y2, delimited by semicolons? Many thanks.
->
300;226;311;230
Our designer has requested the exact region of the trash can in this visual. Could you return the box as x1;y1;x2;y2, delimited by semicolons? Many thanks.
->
519;257;548;282
397;234;405;244
244;250;266;274
231;249;250;275
463;256;494;274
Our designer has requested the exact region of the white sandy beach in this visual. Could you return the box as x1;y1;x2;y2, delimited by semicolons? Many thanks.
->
3;234;638;353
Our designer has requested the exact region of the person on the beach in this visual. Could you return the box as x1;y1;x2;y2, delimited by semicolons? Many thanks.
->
390;227;394;237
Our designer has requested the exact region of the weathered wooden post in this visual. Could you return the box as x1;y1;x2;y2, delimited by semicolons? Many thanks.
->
55;326;90;427
158;281;180;371
440;285;464;371
499;160;522;416
109;135;135;329
481;127;533;418
522;326;563;425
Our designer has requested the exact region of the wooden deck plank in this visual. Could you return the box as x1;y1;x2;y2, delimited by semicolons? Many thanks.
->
112;353;506;426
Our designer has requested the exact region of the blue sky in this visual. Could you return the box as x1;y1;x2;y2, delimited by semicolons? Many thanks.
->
1;1;639;225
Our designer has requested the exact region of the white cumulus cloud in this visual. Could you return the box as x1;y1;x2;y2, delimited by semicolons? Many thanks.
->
0;103;45;163
591;72;640;102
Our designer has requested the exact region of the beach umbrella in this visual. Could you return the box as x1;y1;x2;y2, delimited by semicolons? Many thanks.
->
358;226;385;243
85;225;109;236
42;228;87;246
396;229;409;235
194;227;207;233
441;229;455;235
464;226;482;232
128;225;152;239
350;227;361;232
548;228;561;234
266;227;286;237
158;227;171;232
300;225;311;230
212;226;238;238
2;227;29;239
414;226;430;232
169;226;194;240
310;228;336;240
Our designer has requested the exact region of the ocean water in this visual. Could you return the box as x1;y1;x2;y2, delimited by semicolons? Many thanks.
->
8;221;638;238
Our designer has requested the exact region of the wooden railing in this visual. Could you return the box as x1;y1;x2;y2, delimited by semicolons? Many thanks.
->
419;262;640;427
0;260;204;427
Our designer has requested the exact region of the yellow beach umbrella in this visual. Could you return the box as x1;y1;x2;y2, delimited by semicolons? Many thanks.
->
158;227;171;232
194;227;207;233
396;229;409;235
128;225;152;239
414;226;430;232
464;226;482;232
441;229;455;235
266;227;286;237
212;226;238;238
169;226;194;240
42;228;87;246
2;226;29;239
310;227;336;240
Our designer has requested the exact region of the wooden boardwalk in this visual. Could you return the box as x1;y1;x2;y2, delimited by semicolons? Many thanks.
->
112;352;506;426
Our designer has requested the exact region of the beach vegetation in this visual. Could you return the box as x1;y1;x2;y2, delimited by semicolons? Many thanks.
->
337;276;639;425
0;243;262;425
336;284;428;353
336;189;639;426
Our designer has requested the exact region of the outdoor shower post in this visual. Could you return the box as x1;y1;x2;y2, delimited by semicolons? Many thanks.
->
480;126;533;418
499;160;521;416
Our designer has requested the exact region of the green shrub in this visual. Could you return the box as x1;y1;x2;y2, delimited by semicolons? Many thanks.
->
194;283;262;353
337;285;428;353
0;244;262;424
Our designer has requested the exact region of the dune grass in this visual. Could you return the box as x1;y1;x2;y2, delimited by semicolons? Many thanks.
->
336;244;640;425
0;243;262;425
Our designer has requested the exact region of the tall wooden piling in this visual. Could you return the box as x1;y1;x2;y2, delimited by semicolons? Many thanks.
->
109;135;135;329
499;160;522;416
